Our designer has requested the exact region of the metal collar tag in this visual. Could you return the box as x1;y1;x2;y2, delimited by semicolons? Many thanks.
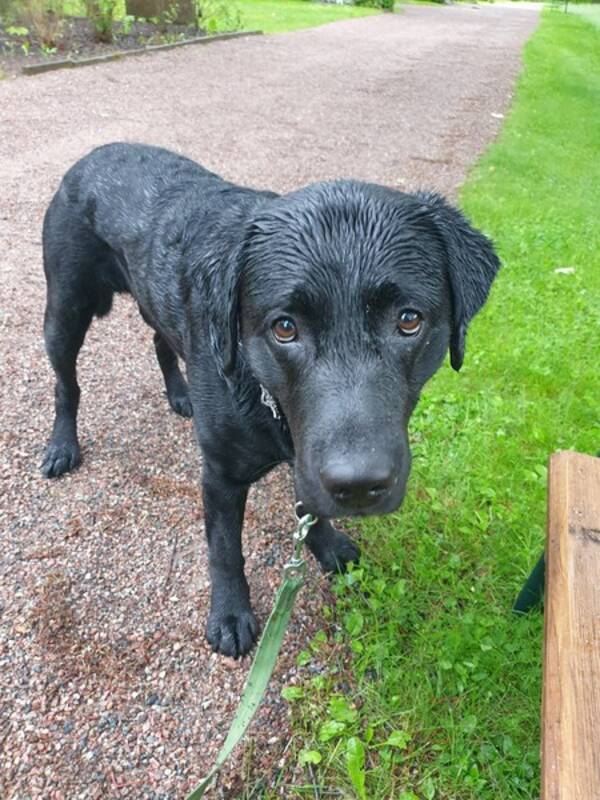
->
260;384;281;420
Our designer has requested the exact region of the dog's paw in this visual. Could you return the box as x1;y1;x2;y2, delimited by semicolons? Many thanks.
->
310;527;361;575
206;608;259;659
168;391;193;418
41;440;81;478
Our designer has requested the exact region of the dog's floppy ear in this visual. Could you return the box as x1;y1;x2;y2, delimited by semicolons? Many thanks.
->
220;247;242;376
203;195;280;376
417;192;500;371
194;234;245;377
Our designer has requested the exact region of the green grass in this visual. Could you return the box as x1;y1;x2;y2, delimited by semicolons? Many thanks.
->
272;9;600;800
235;0;377;34
569;3;600;27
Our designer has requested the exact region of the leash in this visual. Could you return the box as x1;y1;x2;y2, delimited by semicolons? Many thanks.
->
185;504;318;799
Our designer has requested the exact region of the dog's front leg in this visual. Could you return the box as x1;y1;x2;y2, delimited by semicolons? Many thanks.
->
305;519;360;574
203;468;259;658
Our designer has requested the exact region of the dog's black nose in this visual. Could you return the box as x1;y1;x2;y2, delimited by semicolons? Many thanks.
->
320;459;396;509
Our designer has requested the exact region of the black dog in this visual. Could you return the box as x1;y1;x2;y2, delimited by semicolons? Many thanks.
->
42;143;499;658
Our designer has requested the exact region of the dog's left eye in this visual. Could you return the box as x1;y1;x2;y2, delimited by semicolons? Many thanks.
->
398;309;422;336
272;317;298;343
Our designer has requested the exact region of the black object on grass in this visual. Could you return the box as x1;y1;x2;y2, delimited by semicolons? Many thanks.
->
513;553;545;614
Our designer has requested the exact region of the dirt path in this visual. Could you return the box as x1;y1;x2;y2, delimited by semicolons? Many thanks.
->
0;5;539;798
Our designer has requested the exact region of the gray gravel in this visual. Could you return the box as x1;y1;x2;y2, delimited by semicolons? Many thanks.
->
0;5;539;798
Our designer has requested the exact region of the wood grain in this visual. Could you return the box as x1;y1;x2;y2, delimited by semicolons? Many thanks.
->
542;451;600;800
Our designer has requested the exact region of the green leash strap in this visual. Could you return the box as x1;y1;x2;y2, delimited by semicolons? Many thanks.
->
185;510;318;800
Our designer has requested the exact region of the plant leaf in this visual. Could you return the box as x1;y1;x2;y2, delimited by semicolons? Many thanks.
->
318;720;346;742
299;749;322;766
386;730;411;749
346;737;366;800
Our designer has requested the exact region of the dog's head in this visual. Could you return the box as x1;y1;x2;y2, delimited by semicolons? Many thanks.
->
211;182;499;518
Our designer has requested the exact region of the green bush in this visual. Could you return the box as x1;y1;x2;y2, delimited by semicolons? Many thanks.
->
17;0;64;46
355;0;393;10
85;0;119;42
196;0;242;32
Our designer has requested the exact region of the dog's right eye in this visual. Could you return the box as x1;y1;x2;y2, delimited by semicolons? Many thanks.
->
272;317;298;344
397;309;422;336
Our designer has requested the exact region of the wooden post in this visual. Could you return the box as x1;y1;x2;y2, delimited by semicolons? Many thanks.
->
542;451;600;799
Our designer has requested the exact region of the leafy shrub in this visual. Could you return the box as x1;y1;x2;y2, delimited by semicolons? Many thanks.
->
121;13;135;32
85;0;119;43
355;0;394;10
196;0;242;32
17;0;64;47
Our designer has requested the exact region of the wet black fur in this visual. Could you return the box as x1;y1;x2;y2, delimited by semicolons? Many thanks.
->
42;143;499;657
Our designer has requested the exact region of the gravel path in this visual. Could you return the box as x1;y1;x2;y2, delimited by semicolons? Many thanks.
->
0;5;539;798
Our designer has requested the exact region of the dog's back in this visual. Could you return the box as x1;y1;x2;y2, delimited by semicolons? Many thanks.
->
46;143;217;260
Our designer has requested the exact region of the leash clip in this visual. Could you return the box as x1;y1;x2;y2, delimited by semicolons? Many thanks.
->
284;503;318;578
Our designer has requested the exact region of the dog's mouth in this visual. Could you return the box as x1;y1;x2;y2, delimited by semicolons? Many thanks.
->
298;488;406;521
